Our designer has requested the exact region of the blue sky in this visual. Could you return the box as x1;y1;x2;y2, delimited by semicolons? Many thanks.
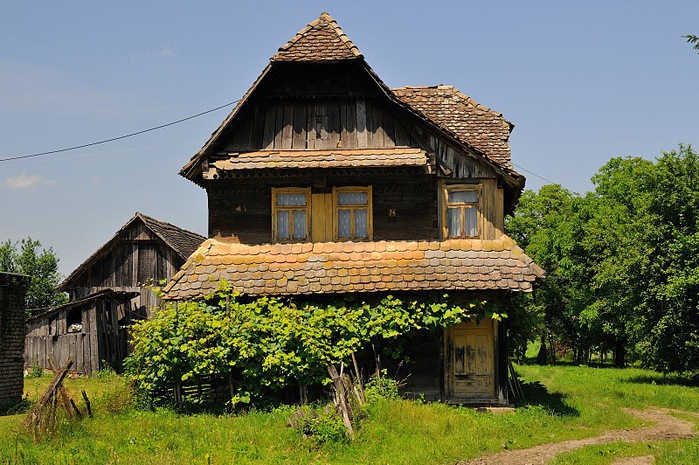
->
1;1;698;275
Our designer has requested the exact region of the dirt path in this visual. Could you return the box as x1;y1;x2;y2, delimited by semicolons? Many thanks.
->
457;408;697;465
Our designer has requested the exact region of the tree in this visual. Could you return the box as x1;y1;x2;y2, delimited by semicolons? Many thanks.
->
506;185;595;364
0;238;67;309
508;146;699;373
684;34;699;53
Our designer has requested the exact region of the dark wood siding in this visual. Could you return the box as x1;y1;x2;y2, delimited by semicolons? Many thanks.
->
65;219;184;316
222;98;416;153
207;178;437;243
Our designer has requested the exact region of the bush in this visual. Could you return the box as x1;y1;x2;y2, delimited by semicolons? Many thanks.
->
125;283;490;406
365;371;401;403
300;410;350;445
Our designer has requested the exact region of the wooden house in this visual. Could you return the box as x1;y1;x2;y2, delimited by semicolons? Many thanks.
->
162;13;544;405
25;213;205;374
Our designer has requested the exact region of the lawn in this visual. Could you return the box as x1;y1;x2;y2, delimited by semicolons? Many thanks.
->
0;365;697;464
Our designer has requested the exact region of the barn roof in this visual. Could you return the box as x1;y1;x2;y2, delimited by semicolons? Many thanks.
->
162;236;544;300
58;213;205;291
26;289;138;323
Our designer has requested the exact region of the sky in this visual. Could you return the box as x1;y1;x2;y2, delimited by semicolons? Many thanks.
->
1;1;698;276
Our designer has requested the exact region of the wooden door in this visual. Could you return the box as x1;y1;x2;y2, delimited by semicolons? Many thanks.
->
311;193;333;241
446;318;496;401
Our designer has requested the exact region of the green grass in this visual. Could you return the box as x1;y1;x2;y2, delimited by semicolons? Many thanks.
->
549;439;699;465
0;365;697;464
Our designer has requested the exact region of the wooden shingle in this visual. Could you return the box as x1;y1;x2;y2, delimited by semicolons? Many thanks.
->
162;236;544;300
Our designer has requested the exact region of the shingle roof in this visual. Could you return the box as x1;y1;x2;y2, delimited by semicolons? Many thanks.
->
58;213;206;291
392;85;514;169
162;236;544;300
210;148;428;172
136;213;206;261
272;12;362;62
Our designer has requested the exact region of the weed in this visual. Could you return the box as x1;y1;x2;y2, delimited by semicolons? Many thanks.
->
364;370;401;403
26;359;44;379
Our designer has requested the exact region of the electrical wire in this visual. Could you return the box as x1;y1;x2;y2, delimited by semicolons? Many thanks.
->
0;99;240;163
0;97;563;190
512;162;559;186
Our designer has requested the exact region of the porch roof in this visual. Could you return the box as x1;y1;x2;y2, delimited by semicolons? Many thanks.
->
162;236;544;300
209;148;428;173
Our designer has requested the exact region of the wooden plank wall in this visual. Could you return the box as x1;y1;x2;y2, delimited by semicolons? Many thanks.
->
208;180;438;242
223;98;414;153
24;300;128;375
481;179;505;240
67;220;184;317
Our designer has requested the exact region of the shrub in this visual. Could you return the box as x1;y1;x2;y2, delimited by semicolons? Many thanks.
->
364;370;401;403
125;283;491;406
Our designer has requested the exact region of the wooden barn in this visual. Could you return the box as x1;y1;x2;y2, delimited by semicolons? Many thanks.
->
162;13;544;405
25;289;137;374
25;212;205;374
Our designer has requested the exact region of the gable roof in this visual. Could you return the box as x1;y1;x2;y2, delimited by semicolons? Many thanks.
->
272;11;362;62
58;212;205;291
181;12;524;196
162;236;545;300
393;85;514;169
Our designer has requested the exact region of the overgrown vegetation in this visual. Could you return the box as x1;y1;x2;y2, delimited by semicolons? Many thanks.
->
1;365;697;464
506;145;699;374
125;283;493;408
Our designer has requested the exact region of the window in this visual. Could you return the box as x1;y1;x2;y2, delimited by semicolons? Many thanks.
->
444;184;480;238
272;187;311;242
333;186;372;241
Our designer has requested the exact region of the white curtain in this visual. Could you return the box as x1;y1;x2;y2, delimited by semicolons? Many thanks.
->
337;192;367;205
448;190;477;203
277;210;290;239
354;209;368;238
293;210;307;239
338;209;351;238
277;193;307;206
447;207;461;237
464;207;477;236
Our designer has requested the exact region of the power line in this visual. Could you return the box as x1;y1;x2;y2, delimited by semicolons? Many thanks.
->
0;98;566;193
0;99;240;163
512;162;559;185
513;162;580;195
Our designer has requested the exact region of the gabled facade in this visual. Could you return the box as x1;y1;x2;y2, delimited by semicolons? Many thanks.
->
25;213;205;374
59;212;205;316
164;13;544;405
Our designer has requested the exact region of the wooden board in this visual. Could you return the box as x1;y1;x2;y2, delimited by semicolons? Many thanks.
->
311;193;333;242
445;318;496;401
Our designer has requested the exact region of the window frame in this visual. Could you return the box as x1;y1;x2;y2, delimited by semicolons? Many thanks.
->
271;187;312;243
441;183;482;239
332;186;373;241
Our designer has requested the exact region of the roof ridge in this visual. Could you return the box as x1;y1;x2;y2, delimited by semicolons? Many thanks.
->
272;12;362;62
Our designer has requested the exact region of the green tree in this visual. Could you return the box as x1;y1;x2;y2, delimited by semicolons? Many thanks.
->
684;34;699;53
506;185;596;364
0;237;66;309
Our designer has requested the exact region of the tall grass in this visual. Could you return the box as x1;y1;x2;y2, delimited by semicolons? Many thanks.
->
0;365;697;464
